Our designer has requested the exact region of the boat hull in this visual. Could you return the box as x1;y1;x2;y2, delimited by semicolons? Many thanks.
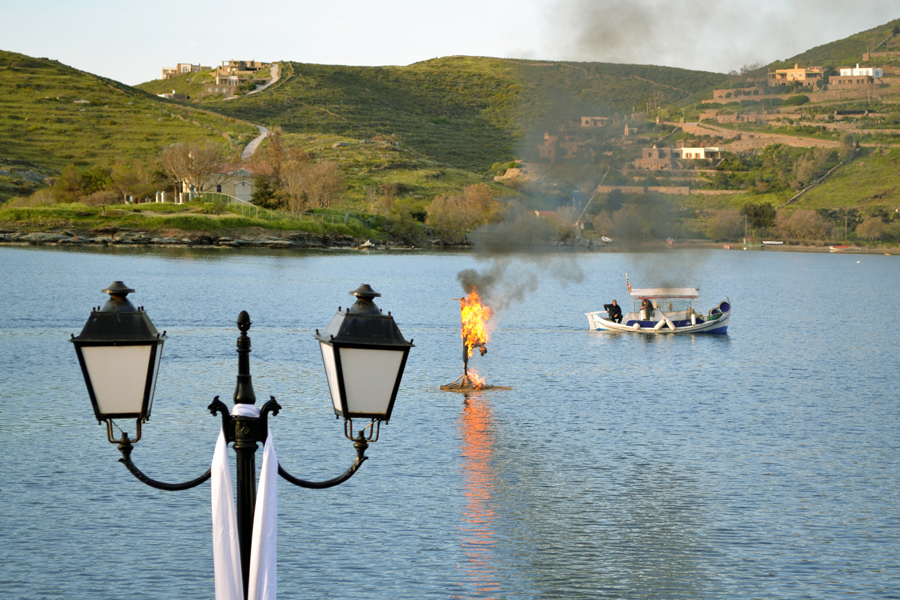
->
586;309;730;334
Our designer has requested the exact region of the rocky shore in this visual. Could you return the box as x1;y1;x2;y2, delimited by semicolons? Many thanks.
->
2;228;892;253
0;228;471;249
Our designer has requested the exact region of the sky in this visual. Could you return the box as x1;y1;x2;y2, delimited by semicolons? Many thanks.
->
3;0;898;85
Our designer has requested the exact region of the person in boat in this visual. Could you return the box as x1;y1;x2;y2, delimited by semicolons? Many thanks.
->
603;299;623;323
640;298;653;320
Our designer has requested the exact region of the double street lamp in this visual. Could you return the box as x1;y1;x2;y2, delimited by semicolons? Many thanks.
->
71;281;413;599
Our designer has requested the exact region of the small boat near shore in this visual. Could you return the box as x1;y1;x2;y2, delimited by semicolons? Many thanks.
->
586;277;730;334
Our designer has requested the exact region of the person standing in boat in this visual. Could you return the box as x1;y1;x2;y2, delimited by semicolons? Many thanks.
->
604;299;623;323
640;298;653;321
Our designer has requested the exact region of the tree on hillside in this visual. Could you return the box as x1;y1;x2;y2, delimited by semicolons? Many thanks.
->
740;201;776;232
791;148;831;189
250;175;283;209
839;133;856;160
52;164;112;203
775;209;833;240
282;160;344;212
109;160;156;203
706;210;744;241
856;217;884;243
159;141;231;196
426;184;503;240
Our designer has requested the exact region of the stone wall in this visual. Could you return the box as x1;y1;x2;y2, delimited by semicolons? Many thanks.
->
595;186;646;195
690;189;744;196
647;186;690;195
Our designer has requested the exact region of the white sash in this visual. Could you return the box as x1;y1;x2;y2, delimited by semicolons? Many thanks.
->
212;404;278;600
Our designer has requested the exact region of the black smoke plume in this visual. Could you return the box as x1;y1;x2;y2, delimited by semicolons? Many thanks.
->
457;206;584;312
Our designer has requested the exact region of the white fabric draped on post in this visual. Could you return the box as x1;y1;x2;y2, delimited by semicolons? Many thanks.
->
211;404;278;600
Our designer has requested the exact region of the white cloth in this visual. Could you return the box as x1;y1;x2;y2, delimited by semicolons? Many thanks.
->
212;404;278;600
248;426;278;600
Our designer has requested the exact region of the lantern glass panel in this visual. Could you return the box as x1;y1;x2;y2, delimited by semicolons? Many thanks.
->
338;347;403;417
82;344;153;416
319;342;342;413
146;341;163;416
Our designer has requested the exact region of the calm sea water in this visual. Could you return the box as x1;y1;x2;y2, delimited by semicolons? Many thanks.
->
1;245;898;600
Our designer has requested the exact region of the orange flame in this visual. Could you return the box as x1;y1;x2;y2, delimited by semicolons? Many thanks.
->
468;369;486;390
460;287;491;359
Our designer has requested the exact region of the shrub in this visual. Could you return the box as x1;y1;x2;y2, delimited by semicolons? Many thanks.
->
5;189;56;207
426;183;502;240
855;217;884;242
706;210;744;241
81;189;120;207
774;209;833;240
782;95;810;106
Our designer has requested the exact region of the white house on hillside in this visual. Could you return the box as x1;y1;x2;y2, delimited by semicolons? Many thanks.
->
675;147;721;160
839;64;884;77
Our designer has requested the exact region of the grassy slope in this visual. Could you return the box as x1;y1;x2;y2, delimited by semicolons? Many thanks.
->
192;57;727;171
0;201;375;238
679;147;900;211
0;50;258;174
769;18;900;69
797;147;900;208
136;69;217;101
269;131;509;208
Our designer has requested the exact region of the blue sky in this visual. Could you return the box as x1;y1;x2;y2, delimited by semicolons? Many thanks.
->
3;0;897;85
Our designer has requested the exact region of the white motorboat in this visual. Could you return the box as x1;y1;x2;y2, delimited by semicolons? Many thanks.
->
586;279;730;334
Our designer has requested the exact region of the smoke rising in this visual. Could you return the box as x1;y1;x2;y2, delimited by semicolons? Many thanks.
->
545;0;897;74
457;206;584;312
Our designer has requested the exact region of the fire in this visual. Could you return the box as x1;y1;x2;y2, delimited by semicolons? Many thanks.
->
467;369;486;389
460;287;491;359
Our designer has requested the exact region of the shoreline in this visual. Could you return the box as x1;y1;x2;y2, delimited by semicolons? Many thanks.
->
0;229;896;254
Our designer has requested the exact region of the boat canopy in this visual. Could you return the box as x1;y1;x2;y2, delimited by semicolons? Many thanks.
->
629;287;699;299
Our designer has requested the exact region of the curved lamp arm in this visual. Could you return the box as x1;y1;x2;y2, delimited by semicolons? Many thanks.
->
117;435;212;491
278;433;369;489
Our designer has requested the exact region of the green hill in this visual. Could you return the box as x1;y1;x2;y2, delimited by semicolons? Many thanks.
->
769;18;900;69
139;57;727;171
0;50;258;200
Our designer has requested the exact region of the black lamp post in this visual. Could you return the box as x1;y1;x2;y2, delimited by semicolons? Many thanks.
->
71;282;413;600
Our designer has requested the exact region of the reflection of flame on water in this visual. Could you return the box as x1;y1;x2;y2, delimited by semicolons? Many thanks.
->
453;394;500;599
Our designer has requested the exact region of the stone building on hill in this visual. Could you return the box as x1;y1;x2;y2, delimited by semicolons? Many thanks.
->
634;146;721;170
580;116;609;128
830;64;885;89
203;60;272;97
161;63;211;79
216;60;270;76
634;146;678;170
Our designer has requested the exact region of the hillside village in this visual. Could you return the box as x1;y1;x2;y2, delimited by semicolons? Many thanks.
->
509;30;900;228
2;20;900;248
157;59;273;100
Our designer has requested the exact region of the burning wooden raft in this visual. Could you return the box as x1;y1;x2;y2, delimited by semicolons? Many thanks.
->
441;288;511;393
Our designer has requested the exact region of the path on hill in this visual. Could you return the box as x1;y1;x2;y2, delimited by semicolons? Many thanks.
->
234;63;282;159
241;62;280;98
242;125;269;160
